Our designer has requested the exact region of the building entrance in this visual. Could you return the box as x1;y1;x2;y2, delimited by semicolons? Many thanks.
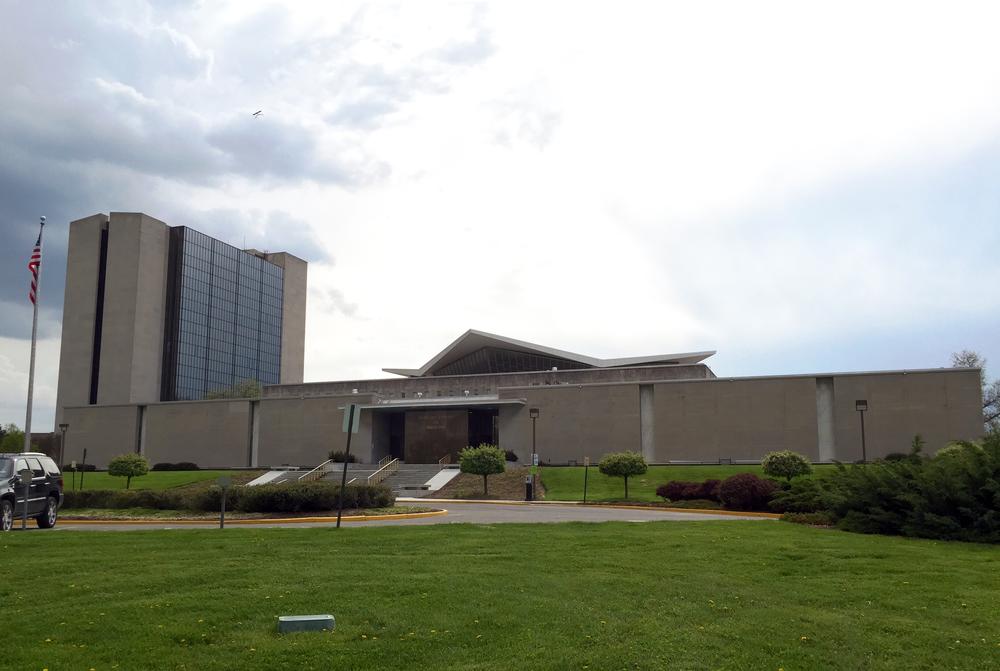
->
468;408;498;447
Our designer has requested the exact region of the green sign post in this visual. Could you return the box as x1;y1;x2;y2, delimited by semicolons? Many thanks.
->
336;404;360;528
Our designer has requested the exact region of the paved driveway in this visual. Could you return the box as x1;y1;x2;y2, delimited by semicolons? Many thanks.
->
51;503;769;531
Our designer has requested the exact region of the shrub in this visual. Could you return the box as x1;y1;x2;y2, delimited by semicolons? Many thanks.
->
211;482;393;513
459;444;506;495
656;480;721;502
151;462;201;471
63;489;187;510
761;450;812;481
718;473;779;511
598;452;648;499
781;511;835;526
107;453;150;489
66;483;395;513
504;450;519;462
62;463;97;472
882;453;910;463
328;450;358;463
769;477;830;513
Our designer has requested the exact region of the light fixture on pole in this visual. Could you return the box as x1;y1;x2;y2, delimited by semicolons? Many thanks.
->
58;423;69;471
528;408;539;501
855;399;869;463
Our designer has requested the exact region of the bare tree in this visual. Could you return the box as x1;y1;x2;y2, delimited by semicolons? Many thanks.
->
951;350;1000;432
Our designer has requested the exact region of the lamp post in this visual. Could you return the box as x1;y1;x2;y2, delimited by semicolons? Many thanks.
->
58;423;68;471
855;399;869;463
528;408;539;501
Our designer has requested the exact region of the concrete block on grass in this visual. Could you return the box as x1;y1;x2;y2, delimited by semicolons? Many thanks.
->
277;614;335;633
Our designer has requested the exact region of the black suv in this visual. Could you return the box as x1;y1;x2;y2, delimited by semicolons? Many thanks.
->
1;452;64;531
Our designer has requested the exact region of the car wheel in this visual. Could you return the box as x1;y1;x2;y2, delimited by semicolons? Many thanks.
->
36;496;58;529
1;499;13;532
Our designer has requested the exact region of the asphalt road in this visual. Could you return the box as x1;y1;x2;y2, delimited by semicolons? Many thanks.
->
47;502;769;532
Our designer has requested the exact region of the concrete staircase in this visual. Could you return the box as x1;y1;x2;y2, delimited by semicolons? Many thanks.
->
254;462;456;497
381;464;450;497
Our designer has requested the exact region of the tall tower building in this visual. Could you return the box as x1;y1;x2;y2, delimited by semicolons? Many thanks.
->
54;212;307;424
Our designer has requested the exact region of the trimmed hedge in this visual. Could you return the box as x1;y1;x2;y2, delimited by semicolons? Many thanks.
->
63;489;188;510
151;462;200;471
656;480;721;502
63;482;394;513
62;463;97;472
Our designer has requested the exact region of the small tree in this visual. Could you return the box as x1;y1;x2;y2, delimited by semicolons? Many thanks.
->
761;450;812;482
205;378;262;400
459;444;506;495
107;453;150;489
0;424;25;453
598;451;647;499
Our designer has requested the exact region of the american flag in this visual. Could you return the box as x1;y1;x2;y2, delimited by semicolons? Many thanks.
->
28;228;42;304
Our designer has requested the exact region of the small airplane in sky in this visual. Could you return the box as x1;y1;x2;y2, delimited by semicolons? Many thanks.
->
252;110;262;117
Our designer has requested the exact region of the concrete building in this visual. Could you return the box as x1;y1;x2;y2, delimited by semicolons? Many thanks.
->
52;214;983;469
54;212;307;428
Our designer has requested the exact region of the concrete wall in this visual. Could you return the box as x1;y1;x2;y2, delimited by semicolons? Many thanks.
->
830;370;982;460
266;252;308;385
266;363;714;400
257;394;375;467
143;401;252;467
55;214;108;425
97;212;169;405
498;369;982;464
499;384;641;464
57;369;984;468
62;405;140;468
653;377;820;461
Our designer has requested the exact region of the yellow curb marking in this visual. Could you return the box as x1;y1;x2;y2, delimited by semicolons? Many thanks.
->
59;509;448;526
405;499;779;518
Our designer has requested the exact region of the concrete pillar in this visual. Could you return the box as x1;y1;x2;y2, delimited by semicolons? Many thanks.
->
640;384;655;461
815;377;835;462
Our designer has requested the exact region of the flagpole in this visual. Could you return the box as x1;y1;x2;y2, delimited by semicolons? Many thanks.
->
24;216;45;453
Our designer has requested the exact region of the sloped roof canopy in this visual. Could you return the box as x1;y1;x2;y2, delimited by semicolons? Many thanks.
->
383;329;715;377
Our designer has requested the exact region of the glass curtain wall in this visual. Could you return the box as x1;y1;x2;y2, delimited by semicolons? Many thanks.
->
169;228;284;400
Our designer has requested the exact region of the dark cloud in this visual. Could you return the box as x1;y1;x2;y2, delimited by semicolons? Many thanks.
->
0;1;496;336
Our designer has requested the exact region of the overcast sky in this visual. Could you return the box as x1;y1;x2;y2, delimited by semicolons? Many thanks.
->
2;1;999;430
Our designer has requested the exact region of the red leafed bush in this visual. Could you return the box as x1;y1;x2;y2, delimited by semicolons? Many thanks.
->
656;479;722;502
718;473;779;511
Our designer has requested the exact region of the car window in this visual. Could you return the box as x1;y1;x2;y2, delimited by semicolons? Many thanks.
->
40;457;60;476
0;459;10;478
14;458;29;476
26;458;44;478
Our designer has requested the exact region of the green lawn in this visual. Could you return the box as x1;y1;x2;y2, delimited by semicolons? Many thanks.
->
4;522;998;670
541;464;839;501
66;470;246;491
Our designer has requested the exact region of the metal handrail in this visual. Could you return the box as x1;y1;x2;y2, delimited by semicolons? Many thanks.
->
298;459;336;482
367;458;399;486
438;453;452;466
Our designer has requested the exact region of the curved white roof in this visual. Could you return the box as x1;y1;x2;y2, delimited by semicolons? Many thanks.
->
383;329;715;377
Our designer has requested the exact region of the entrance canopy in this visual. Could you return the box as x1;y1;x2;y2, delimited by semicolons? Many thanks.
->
358;396;525;411
383;329;715;377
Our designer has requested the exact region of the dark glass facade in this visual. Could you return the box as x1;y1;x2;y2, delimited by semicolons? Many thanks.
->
162;228;283;400
432;346;590;376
